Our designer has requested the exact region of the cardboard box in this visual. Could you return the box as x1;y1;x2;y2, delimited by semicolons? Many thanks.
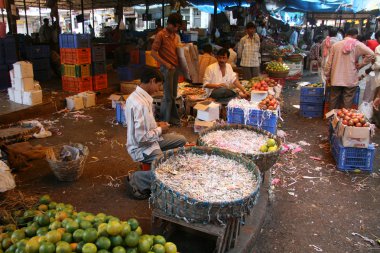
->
194;101;220;121
13;61;33;78
8;88;15;101
14;90;23;104
79;91;96;107
194;118;216;133
9;69;15;87
108;94;129;108
23;90;42;106
251;91;268;103
14;77;34;91
120;80;139;94
66;95;84;111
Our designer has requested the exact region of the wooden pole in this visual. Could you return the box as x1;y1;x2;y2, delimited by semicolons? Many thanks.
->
69;2;72;33
23;0;29;35
5;0;17;34
92;0;94;28
81;0;84;33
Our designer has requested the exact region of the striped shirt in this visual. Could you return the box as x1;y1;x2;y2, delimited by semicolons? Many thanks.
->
238;34;261;67
125;86;163;162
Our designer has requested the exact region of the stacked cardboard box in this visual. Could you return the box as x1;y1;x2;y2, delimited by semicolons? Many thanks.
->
193;101;220;133
8;61;42;105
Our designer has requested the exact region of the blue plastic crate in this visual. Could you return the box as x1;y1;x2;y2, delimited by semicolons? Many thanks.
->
331;136;375;172
0;64;10;89
34;69;51;82
117;66;138;81
92;61;106;75
3;36;18;64
26;45;50;59
300;103;324;112
300;110;323;118
247;109;278;127
300;94;324;104
116;103;126;124
300;86;324;96
59;34;91;48
227;107;245;124
91;45;106;62
31;58;50;71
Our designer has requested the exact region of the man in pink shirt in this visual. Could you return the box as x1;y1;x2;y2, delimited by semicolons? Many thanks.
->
325;28;374;109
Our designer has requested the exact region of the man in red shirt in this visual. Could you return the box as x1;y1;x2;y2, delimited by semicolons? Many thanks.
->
151;13;183;126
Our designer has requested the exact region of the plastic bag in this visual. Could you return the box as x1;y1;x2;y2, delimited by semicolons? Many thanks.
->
60;145;85;161
359;101;374;120
0;160;16;192
362;74;379;102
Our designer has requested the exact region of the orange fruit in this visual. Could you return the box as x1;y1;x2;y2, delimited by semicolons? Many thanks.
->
106;221;122;236
153;235;165;245
82;228;97;243
2;238;13;250
112;246;126;253
39;195;51;205
95;237;111;250
135;227;142;236
25;239;40;253
109;235;123;247
65;221;79;234
125;231;139;248
73;229;84;243
79;221;92;230
61;233;72;243
56;242;72;253
39;241;55;253
151;244;165;253
45;230;61;244
97;223;108;237
127;219;139;231
36;215;50;227
138;238;151;253
69;243;78;251
164;242;177;253
11;229;25;243
120;223;131;237
81;243;97;253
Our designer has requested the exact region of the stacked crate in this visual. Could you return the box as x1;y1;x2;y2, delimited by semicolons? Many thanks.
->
91;45;108;90
60;34;92;92
117;49;144;82
300;86;324;118
0;35;20;89
26;44;51;82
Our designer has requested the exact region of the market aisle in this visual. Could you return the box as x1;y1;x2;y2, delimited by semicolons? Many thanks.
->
253;76;380;253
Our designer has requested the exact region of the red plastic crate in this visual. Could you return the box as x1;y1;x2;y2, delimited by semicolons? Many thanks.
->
61;48;91;64
62;76;93;92
93;74;108;90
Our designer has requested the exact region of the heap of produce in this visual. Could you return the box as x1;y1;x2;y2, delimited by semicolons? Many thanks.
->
272;47;293;57
305;83;323;88
200;129;279;155
336;109;369;127
155;153;258;202
0;195;178;253
258;95;279;111
259;138;278;153
248;77;278;91
265;61;289;73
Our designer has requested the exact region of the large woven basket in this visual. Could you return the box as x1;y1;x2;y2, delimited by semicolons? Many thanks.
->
150;146;261;224
46;144;89;181
197;124;281;173
285;54;303;62
267;69;289;78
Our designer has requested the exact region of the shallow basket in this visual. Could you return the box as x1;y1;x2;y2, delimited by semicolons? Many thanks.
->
46;144;89;181
267;69;289;78
197;124;281;173
150;146;261;224
285;54;303;62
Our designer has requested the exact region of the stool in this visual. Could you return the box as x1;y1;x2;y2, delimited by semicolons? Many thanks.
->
309;60;319;73
152;209;241;253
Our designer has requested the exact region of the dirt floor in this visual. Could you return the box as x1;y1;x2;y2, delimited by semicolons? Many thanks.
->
1;73;380;253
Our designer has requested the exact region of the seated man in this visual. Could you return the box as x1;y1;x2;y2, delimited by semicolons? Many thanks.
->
203;48;249;103
125;67;187;200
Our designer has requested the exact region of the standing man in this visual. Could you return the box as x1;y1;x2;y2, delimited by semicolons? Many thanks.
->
289;27;298;48
204;48;249;103
125;67;187;200
325;28;374;109
39;18;52;43
238;22;261;80
151;13;183;126
320;28;340;83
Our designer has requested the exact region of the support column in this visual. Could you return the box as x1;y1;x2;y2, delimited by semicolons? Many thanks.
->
23;0;29;35
145;0;149;29
161;0;164;27
81;0;84;33
92;0;94;27
5;0;17;34
69;2;72;33
212;0;217;41
38;0;41;24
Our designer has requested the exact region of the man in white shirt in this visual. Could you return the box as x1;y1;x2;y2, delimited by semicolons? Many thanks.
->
204;48;249;103
125;67;186;200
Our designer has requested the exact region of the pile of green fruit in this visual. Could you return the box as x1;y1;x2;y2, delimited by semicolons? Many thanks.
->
259;138;278;153
0;195;177;253
305;83;323;88
265;61;289;72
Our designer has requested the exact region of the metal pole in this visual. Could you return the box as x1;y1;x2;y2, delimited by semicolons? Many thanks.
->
69;2;72;33
213;0;217;41
1;8;4;22
23;0;29;35
38;0;41;24
92;0;94;28
81;0;84;34
161;0;164;27
145;0;149;29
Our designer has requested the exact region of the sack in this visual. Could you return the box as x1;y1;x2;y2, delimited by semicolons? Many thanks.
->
0;160;16;192
358;101;374;120
362;74;379;102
